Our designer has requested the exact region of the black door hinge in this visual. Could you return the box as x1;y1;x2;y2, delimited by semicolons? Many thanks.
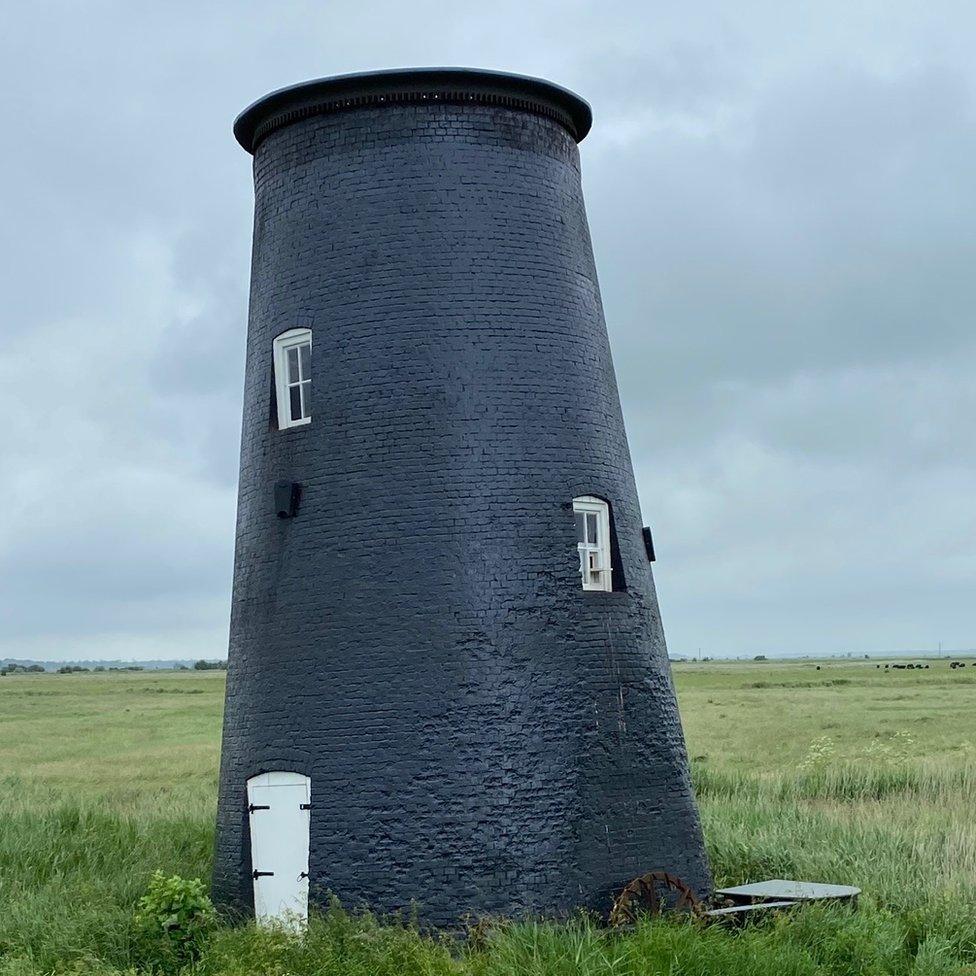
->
300;803;313;810
252;870;274;879
248;804;270;813
299;871;309;879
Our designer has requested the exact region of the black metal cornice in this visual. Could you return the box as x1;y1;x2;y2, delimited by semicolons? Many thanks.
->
234;67;593;153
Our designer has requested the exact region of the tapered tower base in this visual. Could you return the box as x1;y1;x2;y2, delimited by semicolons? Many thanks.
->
214;68;711;926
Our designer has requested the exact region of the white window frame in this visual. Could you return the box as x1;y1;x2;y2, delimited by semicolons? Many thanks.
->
573;495;612;592
273;329;312;430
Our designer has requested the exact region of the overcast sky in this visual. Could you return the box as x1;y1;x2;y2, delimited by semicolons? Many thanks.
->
1;2;973;661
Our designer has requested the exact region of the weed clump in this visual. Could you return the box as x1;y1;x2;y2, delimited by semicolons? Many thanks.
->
133;871;216;967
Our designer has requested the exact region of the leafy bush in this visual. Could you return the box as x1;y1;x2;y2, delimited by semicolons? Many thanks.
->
134;871;216;966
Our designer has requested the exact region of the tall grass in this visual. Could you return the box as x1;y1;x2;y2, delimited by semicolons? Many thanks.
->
0;800;212;973
2;765;973;975
694;761;976;804
1;667;974;974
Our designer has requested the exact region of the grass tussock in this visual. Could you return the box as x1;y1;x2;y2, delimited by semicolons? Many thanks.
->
694;760;976;803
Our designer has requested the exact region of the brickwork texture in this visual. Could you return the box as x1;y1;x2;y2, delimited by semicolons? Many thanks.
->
213;70;711;926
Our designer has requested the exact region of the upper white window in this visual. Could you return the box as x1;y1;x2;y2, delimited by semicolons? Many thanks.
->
273;329;311;430
573;496;612;591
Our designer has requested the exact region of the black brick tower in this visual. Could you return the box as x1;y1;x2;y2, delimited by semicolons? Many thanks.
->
214;68;711;925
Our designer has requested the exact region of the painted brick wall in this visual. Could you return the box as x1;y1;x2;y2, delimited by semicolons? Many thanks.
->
213;97;711;926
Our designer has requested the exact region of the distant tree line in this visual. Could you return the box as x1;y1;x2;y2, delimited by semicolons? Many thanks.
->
0;664;45;675
2;661;225;675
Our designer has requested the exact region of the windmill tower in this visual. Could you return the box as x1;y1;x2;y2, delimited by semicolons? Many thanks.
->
213;67;711;927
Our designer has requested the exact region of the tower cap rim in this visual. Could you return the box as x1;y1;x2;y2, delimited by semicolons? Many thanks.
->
233;66;593;153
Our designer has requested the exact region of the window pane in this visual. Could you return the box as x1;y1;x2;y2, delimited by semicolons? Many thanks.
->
300;379;311;418
575;512;585;543
586;513;598;544
287;347;300;383
299;342;310;380
289;385;303;422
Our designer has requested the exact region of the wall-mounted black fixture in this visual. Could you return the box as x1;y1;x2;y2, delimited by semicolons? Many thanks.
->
642;526;656;562
274;481;302;519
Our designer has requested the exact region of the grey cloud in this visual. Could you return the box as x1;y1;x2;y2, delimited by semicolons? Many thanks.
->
0;1;972;659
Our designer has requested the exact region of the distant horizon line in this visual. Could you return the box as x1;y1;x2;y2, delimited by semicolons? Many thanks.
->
3;648;975;668
669;648;976;661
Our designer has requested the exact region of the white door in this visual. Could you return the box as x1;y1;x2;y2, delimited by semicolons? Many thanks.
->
246;771;311;928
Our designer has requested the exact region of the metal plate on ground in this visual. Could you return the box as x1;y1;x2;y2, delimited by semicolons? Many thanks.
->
714;880;860;903
704;900;799;919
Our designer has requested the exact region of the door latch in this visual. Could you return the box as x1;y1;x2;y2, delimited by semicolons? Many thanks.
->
299;871;309;879
300;803;313;810
248;804;270;813
252;870;274;879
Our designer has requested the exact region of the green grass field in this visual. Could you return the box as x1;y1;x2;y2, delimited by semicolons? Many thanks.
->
1;659;974;975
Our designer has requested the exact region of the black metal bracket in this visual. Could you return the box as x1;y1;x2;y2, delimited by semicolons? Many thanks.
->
274;481;302;519
642;526;656;562
300;803;313;810
252;870;274;879
248;804;270;813
299;871;309;879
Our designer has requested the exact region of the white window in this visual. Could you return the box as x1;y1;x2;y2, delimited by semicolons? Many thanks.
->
273;329;312;429
574;496;612;591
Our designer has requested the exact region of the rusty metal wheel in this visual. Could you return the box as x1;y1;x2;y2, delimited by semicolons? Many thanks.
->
609;871;701;927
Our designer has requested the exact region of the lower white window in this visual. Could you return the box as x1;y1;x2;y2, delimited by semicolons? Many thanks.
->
273;329;312;430
573;496;612;591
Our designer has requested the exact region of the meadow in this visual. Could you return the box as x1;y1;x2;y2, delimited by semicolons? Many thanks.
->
1;659;974;975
